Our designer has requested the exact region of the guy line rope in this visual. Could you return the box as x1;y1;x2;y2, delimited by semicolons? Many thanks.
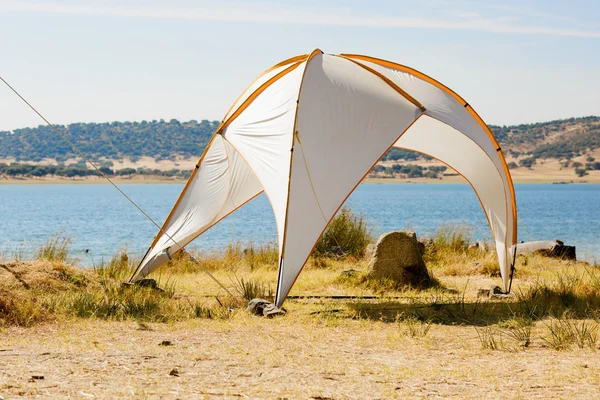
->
0;76;233;296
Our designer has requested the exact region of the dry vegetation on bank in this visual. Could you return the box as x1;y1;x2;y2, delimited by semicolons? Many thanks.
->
1;220;599;398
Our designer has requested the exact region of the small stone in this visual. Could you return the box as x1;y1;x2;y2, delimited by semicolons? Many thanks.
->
262;303;286;318
247;298;271;316
159;340;173;346
30;375;44;381
135;278;158;289
137;322;153;331
247;298;286;318
169;368;179;377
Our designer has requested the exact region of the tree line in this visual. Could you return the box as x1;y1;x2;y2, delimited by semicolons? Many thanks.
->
0;163;192;179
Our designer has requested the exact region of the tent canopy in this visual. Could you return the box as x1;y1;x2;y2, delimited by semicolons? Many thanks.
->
131;50;518;307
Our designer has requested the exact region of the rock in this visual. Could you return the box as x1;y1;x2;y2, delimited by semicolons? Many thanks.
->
477;286;506;298
547;241;576;260
169;368;179;377
367;231;431;287
159;340;173;346
517;240;576;260
136;279;159;289
247;298;270;315
262;303;286;318
417;237;432;256
29;375;44;382
122;278;165;292
365;243;376;260
247;298;286;318
468;241;487;252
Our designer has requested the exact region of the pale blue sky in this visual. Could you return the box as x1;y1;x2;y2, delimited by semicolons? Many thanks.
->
1;0;599;131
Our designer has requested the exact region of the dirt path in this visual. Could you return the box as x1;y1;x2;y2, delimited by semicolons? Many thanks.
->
1;316;598;399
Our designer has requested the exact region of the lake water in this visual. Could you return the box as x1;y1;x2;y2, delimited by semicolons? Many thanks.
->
0;183;598;265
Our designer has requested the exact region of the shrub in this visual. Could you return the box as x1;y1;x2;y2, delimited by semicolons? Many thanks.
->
519;157;537;169
575;167;588;177
313;207;373;259
508;161;518;169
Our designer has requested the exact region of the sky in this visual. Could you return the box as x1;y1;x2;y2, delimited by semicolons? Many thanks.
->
0;0;599;131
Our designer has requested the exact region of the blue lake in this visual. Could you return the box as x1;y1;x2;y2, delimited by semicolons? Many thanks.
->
0;183;598;265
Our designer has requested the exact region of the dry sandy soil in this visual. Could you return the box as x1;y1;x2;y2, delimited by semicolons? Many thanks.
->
1;312;598;399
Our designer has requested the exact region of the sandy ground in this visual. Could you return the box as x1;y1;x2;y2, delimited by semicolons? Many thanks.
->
1;314;598;399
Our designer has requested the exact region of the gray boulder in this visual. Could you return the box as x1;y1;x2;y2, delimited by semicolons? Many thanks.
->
367;230;431;287
247;298;286;318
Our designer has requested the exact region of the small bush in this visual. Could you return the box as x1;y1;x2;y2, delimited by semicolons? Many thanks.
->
0;292;46;327
313;207;373;259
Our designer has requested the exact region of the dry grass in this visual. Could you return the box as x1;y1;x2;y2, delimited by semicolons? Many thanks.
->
1;231;599;398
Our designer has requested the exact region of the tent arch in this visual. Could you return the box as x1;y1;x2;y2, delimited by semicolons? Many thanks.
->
130;50;517;308
340;53;517;244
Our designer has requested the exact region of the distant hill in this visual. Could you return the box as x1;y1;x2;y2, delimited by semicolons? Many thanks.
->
1;116;599;163
0;119;216;162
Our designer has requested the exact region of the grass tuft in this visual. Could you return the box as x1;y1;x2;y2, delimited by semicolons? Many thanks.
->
231;275;274;302
397;314;433;338
475;327;503;350
542;317;598;350
35;233;71;262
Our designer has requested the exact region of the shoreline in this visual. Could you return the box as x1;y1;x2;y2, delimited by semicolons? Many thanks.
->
1;176;599;185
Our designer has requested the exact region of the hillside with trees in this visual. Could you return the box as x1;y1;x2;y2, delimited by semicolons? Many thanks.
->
0;119;216;162
1;116;599;178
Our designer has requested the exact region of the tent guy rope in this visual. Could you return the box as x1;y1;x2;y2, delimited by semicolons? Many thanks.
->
0;75;233;296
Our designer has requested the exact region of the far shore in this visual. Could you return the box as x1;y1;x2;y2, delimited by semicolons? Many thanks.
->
2;154;600;185
1;174;599;185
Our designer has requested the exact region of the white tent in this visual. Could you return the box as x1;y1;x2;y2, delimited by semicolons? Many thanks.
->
131;50;518;307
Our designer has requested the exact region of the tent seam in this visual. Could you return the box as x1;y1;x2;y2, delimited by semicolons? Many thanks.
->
337;55;426;112
276;48;323;305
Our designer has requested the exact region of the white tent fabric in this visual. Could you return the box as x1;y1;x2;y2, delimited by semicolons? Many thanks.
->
134;134;263;278
131;50;518;307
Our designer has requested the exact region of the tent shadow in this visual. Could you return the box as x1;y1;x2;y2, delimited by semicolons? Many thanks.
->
345;299;514;326
343;290;600;326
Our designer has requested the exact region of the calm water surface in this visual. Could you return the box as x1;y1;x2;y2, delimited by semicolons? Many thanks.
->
0;183;598;265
